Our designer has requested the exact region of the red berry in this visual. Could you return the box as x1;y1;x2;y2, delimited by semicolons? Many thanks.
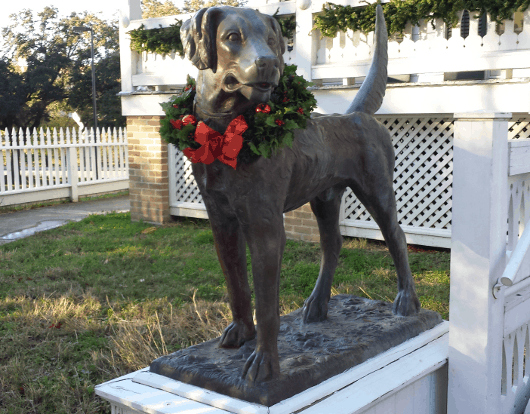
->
182;115;197;126
170;119;184;130
256;104;271;114
275;119;285;126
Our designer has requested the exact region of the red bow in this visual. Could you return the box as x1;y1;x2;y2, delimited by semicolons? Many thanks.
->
183;116;247;169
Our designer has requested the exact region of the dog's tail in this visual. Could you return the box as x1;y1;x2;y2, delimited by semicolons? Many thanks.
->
345;4;388;115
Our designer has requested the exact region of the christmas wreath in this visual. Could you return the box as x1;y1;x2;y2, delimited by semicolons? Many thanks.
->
159;64;317;169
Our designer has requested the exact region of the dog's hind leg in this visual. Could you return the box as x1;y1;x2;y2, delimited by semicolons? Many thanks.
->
202;196;256;348
302;188;345;323
351;179;421;317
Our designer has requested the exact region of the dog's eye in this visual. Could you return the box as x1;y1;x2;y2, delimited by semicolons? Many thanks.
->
268;37;276;46
227;33;241;42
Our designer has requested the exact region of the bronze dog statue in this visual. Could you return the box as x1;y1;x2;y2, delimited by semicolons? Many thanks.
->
180;4;421;383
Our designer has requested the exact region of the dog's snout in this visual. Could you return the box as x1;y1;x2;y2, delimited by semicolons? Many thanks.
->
255;56;278;69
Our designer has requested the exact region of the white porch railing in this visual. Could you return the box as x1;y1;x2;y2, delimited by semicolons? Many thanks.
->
310;9;530;82
0;127;129;207
120;1;530;92
448;113;530;414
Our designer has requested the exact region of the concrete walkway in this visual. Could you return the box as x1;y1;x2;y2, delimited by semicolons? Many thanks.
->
0;196;130;245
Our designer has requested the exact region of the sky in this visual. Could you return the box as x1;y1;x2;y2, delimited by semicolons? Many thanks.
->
0;0;185;30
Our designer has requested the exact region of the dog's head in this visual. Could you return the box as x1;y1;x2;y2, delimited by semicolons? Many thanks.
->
181;6;285;103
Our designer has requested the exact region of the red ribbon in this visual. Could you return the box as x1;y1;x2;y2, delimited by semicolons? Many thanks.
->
183;116;247;169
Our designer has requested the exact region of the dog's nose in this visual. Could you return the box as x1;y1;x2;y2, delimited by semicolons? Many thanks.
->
255;56;277;69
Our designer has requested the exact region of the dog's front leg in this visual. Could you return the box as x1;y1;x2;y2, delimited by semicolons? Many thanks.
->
240;214;285;383
200;192;256;348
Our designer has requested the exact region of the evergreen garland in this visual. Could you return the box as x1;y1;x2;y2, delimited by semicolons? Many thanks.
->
314;0;530;38
273;9;297;39
128;2;530;54
128;13;294;55
129;20;184;56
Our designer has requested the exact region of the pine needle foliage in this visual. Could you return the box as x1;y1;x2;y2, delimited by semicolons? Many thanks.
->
314;0;530;38
129;21;184;56
128;13;295;55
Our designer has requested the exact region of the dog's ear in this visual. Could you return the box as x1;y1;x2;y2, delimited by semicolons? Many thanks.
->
181;7;220;72
266;14;286;73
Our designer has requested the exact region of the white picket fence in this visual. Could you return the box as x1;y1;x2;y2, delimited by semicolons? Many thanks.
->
0;127;129;207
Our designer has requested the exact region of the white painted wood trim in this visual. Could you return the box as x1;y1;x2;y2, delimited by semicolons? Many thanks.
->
257;1;296;16
0;180;129;207
301;339;447;413
504;299;530;337
133;372;267;414
132;73;194;87
121;83;530;117
96;370;230;414
115;322;448;414
499;225;530;287
0;187;71;206
169;202;208;219
448;115;508;414
340;220;451;248
509;140;530;175
352;364;447;414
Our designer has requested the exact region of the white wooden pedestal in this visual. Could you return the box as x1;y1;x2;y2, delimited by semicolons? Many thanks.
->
96;321;449;414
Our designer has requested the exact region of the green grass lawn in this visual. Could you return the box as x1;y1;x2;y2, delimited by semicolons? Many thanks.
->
0;212;450;413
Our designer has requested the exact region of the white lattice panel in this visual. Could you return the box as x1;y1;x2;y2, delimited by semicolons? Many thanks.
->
168;145;203;207
509;117;530;140
168;116;530;247
343;117;454;232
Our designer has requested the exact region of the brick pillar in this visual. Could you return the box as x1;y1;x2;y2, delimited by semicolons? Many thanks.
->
127;116;170;224
284;203;320;242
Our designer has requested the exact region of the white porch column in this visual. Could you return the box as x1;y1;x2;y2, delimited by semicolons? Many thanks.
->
119;0;142;94
447;112;510;414
294;0;313;81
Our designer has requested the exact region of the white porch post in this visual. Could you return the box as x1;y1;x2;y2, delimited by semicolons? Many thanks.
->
447;113;510;414
119;0;142;94
294;0;313;81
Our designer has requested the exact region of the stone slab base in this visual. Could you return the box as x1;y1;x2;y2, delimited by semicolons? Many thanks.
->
150;294;442;406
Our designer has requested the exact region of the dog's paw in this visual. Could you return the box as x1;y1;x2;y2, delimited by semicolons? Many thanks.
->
392;289;421;316
242;349;280;383
219;321;256;348
302;294;328;323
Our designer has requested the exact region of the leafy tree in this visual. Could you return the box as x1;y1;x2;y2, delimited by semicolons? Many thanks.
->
0;6;124;130
183;0;245;13
68;52;123;128
141;0;246;17
142;0;182;18
67;17;124;128
0;59;26;130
